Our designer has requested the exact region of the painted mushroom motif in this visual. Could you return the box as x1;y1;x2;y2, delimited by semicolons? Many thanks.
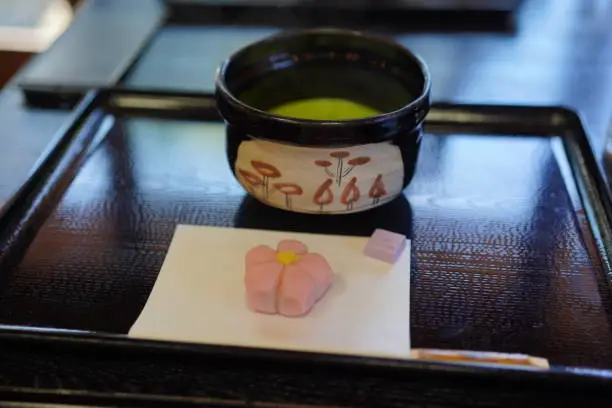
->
238;168;263;195
342;156;371;179
347;156;371;167
251;160;281;200
272;182;304;209
368;174;387;205
314;160;334;177
313;178;334;213
322;152;371;186
330;151;350;159
340;177;360;211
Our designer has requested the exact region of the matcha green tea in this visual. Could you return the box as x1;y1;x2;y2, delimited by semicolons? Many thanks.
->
269;98;381;121
236;63;412;121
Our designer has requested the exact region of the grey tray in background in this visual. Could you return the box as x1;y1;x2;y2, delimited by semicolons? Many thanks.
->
17;0;166;108
17;0;523;109
167;0;523;31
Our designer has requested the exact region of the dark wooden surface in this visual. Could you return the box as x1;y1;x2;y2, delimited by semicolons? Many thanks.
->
0;51;31;88
1;0;612;406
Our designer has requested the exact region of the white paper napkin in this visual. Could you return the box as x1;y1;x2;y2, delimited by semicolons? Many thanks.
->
129;225;411;359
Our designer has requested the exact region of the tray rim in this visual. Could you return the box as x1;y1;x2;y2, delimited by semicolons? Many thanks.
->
1;88;612;389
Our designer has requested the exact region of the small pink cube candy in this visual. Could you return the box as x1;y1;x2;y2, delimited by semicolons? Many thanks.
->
363;229;407;264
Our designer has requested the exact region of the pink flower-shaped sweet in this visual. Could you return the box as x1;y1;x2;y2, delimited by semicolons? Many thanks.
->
244;240;333;317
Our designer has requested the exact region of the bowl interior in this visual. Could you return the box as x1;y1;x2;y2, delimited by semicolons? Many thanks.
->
221;30;428;120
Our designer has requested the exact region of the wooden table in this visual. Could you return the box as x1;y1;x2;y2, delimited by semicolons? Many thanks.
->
0;0;612;406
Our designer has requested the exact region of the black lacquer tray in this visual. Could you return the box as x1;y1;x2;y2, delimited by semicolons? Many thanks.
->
166;0;523;31
1;88;612;407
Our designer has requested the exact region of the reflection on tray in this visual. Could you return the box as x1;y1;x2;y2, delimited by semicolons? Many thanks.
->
235;194;413;237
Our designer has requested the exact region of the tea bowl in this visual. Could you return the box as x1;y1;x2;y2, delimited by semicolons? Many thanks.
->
216;28;430;215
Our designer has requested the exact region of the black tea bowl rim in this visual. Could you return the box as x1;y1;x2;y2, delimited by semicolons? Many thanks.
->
215;28;431;147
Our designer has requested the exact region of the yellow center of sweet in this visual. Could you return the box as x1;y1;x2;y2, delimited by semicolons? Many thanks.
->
276;251;299;266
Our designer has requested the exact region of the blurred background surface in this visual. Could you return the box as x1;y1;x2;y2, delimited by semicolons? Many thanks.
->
0;0;73;87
